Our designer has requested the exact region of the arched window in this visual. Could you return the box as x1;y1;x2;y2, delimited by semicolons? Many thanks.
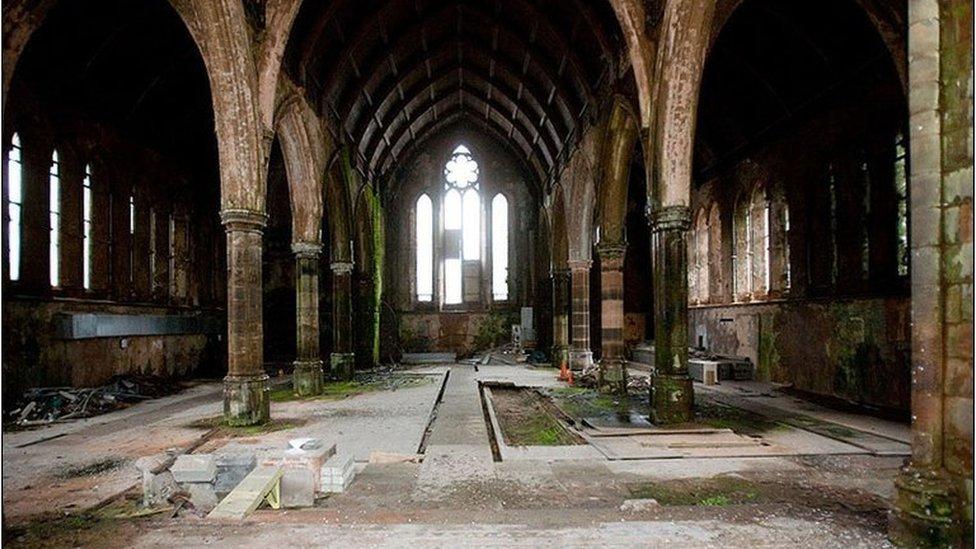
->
761;193;771;293
443;145;479;304
128;194;135;284
743;197;753;296
415;193;433;301
149;207;157;293
6;134;22;281
732;190;761;301
49;150;60;287
82;164;92;290
688;228;698;303
893;133;909;276
783;203;792;290
708;204;721;300
827;165;838;285
462;189;480;260
491;193;508;301
443;187;463;305
696;209;709;303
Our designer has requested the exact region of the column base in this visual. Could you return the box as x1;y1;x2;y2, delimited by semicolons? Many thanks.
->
552;345;570;370
569;349;593;372
293;359;324;397
889;466;966;547
599;358;628;395
223;374;270;427
331;352;355;381
650;373;693;424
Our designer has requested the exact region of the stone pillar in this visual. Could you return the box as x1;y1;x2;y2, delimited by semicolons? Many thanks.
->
568;259;594;371
330;260;355;381
551;268;571;370
649;205;693;424
221;209;270;426
354;271;377;370
890;1;973;545
597;243;628;395
292;241;324;396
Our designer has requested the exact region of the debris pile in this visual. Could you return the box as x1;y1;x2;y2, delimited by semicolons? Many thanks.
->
626;375;652;392
8;375;178;426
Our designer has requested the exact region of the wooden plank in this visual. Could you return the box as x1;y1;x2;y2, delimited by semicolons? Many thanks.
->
208;465;283;520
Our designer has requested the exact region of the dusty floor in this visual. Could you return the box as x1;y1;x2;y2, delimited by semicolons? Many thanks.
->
2;362;909;548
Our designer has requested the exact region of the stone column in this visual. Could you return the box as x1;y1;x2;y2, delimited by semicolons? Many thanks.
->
292;241;324;396
354;271;377;370
568;259;594;371
551;268;571;370
890;1;973;545
330;260;355;381
649;205;693;424
597;243;628;395
221;209;270;426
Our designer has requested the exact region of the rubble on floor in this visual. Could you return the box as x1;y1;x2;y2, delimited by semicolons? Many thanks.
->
7;375;181;426
140;438;359;519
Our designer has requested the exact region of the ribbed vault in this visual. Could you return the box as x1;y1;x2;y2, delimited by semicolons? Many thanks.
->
283;0;622;192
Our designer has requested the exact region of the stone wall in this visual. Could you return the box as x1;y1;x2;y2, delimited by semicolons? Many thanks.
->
2;299;223;404
397;309;521;357
690;296;910;414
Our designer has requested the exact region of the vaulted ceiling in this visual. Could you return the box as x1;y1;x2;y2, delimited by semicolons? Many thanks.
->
694;0;905;180
11;0;213;173
283;0;624;190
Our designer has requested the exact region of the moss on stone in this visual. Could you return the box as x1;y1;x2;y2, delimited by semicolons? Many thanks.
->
628;477;760;506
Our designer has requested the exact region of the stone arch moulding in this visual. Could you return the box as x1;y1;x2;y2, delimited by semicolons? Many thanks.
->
276;97;325;246
169;0;265;214
650;0;715;208
596;97;639;246
605;0;655;129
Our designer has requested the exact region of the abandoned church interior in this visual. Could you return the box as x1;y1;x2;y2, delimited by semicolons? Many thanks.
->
1;0;972;546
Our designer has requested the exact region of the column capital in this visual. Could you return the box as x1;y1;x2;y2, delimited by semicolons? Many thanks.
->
291;241;323;257
331;261;354;275
649;205;691;231
551;267;572;277
221;208;268;232
567;259;592;271
595;242;627;260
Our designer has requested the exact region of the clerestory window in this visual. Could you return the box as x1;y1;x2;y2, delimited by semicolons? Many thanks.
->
6;134;22;281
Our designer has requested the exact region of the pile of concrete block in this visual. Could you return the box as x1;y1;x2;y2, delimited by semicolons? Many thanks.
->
171;455;219;512
141;438;359;516
135;453;180;507
320;454;355;493
261;438;338;508
215;453;257;499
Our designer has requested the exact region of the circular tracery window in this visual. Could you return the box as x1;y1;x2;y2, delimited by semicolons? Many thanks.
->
444;145;479;190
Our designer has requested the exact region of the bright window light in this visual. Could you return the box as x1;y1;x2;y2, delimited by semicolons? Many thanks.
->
491;193;508;300
415;194;433;301
49;150;60;287
7;134;22;281
83;165;92;289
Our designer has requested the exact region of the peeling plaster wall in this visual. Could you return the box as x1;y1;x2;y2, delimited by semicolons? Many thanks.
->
3;301;222;402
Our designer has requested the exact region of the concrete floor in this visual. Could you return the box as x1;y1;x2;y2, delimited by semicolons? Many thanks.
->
3;362;908;548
